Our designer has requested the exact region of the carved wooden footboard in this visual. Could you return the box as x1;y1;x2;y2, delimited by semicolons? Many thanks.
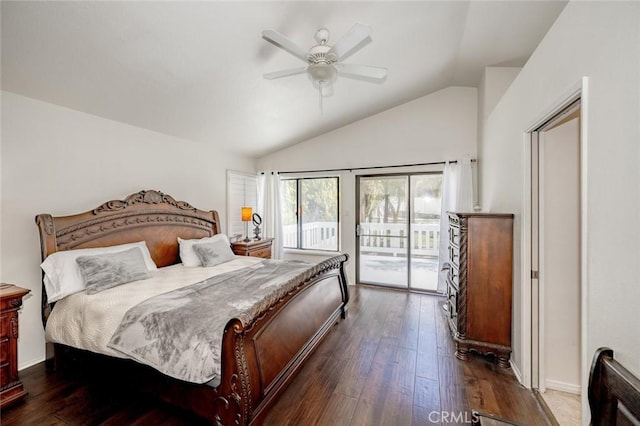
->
588;347;640;425
35;190;350;425
142;254;349;425
213;255;348;425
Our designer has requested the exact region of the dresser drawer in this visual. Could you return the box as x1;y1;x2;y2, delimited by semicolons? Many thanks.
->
0;314;8;338
448;225;460;248
250;248;271;259
0;337;8;364
0;360;12;388
447;289;458;319
447;265;459;290
448;245;460;268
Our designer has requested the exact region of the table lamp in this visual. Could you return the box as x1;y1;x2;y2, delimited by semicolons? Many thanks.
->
241;207;252;242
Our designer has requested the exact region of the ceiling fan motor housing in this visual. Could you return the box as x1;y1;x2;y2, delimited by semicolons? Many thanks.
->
308;44;337;86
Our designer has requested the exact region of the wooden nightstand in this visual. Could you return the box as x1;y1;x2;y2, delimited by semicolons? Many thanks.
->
0;283;30;408
231;238;274;259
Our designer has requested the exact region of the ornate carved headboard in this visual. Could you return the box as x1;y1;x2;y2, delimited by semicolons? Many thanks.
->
35;190;221;323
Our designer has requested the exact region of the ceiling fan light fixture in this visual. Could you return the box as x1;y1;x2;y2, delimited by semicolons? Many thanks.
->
308;63;337;87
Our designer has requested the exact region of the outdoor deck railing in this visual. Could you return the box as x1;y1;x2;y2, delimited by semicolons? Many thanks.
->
283;221;440;256
359;222;440;257
283;222;338;250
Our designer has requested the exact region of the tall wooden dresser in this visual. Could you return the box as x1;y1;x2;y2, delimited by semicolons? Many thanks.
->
444;212;514;368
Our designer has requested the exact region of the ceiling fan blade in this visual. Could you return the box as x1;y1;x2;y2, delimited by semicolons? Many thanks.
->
337;64;387;83
262;29;310;62
328;23;372;61
263;67;308;80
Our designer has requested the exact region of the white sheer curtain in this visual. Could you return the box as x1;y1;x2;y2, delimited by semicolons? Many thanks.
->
437;158;474;292
257;171;284;259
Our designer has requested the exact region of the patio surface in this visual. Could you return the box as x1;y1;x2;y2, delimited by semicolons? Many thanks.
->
359;253;442;292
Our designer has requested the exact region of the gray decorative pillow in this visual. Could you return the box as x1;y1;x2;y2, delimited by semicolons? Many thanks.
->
193;239;236;267
76;247;151;294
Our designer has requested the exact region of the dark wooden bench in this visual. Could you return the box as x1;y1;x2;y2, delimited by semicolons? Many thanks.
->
589;347;640;425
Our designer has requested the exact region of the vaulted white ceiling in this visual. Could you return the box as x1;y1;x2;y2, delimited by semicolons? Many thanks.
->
1;1;567;157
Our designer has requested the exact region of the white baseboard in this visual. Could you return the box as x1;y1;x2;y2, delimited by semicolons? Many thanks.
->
19;355;46;371
511;359;524;385
545;379;581;394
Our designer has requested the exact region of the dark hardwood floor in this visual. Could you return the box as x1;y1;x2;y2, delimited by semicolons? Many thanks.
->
1;286;550;425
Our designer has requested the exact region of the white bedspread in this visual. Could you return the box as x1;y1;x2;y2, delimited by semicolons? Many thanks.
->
45;256;264;358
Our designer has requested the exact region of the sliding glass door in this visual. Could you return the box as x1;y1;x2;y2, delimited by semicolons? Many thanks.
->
357;173;443;292
409;174;443;291
357;175;409;287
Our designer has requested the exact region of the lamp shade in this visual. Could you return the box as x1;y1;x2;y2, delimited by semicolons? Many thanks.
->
241;207;253;222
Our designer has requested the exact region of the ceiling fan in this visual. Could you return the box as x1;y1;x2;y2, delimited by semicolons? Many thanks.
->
262;23;387;102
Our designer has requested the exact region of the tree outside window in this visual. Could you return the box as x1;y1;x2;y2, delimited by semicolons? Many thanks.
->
281;177;339;251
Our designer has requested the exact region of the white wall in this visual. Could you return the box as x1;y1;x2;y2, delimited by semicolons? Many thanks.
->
0;91;256;368
480;1;639;422
258;86;477;284
479;67;522;124
477;66;521;206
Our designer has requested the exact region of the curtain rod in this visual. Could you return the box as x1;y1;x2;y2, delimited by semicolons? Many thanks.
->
261;159;476;175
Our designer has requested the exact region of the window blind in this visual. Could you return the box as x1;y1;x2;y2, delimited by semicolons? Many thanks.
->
226;170;257;240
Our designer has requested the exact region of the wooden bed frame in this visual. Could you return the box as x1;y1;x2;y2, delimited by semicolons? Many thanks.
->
588;347;640;425
472;347;640;425
35;189;350;425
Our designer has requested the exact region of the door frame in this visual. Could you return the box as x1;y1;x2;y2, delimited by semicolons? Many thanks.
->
533;98;581;393
521;77;589;409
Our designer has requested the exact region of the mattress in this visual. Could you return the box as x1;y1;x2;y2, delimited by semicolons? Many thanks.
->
45;256;264;359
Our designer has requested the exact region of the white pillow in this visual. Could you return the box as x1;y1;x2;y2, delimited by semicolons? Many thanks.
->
41;241;157;303
178;234;231;267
